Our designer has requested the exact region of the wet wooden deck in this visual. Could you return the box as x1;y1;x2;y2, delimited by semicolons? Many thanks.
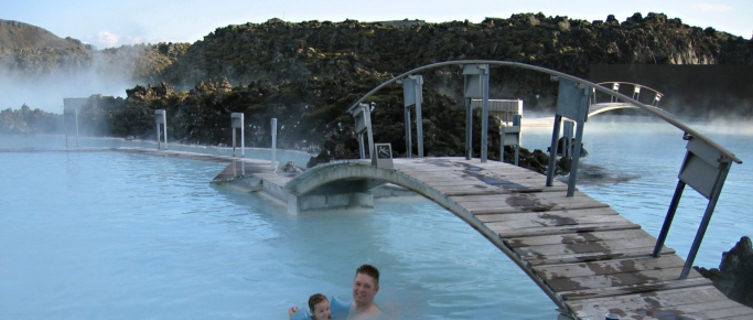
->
391;158;752;320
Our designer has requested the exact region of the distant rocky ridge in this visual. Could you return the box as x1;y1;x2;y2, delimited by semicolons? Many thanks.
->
0;20;87;50
0;19;188;81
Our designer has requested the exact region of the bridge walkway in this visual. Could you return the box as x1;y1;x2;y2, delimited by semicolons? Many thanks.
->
390;157;752;320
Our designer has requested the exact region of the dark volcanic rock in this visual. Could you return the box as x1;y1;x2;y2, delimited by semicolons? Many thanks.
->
3;14;752;175
696;236;753;308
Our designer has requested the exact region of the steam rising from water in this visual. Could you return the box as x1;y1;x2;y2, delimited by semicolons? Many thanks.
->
0;51;138;114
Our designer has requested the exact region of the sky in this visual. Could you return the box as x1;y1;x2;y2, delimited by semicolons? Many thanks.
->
2;0;752;49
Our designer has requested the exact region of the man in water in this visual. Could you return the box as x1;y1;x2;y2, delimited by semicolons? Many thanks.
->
347;264;381;320
288;264;382;320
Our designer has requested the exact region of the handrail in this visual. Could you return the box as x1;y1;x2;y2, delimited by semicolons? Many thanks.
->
596;81;664;97
347;59;742;164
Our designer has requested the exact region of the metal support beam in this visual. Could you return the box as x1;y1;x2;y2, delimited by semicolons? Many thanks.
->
652;134;735;279
546;114;562;187
501;114;521;166
63;98;84;148
402;75;424;158
463;64;489;161
680;159;731;279
231;112;245;157
350;103;374;159
546;78;589;196
465;97;473;160
562;121;574;158
154;109;167;150
270;118;278;163
404;103;412;158
653;180;686;257
481;65;490;163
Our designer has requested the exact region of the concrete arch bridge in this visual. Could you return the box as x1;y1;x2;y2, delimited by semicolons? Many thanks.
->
589;81;664;117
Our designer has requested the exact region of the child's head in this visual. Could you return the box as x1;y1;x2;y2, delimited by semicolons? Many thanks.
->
308;293;331;320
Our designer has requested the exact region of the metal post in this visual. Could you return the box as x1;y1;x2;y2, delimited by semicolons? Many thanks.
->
402;75;424;158
365;104;375;159
546;115;562;186
633;85;642;101
404;104;412;158
349;103;373;160
415;81;424;158
63;98;84;148
271;118;278;163
156;120;161;150
513;114;520;166
162;115;167;148
480;64;490;163
680;160;732;279
74;106;79;148
563;121;574;158
567;110;587;197
500;126;505;163
155;109;167;150
241;118;245;157
358;135;366;159
549;78;589;196
463;64;485;160
653;181;686;257
465;97;473;160
500;114;521;166
610;83;620;102
231;113;245;157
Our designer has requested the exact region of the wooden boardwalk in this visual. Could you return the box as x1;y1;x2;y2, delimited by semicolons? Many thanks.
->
389;157;752;320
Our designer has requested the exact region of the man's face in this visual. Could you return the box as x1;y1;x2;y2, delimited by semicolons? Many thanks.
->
352;273;379;305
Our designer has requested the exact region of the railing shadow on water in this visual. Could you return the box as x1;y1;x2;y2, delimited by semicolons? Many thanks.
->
344;59;743;313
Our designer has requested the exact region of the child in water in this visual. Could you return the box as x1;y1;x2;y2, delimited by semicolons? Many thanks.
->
308;293;331;320
289;293;331;320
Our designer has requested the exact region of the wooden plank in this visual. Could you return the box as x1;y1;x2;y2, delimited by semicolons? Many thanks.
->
559;275;711;301
514;236;666;260
532;254;687;280
476;212;632;231
404;172;550;190
476;207;618;223
460;193;609;215
567;285;750;320
453;190;596;203
648;298;753;319
507;229;656;248
518;245;674;265
488;221;641;238
442;186;569;196
548;266;706;293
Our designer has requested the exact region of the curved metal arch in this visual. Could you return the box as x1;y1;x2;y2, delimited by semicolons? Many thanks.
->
284;160;570;315
588;103;641;117
347;59;741;164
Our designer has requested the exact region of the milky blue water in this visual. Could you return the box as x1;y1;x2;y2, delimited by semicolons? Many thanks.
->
1;117;750;319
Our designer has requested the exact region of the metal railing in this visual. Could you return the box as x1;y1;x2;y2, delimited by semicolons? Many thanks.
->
346;59;743;314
